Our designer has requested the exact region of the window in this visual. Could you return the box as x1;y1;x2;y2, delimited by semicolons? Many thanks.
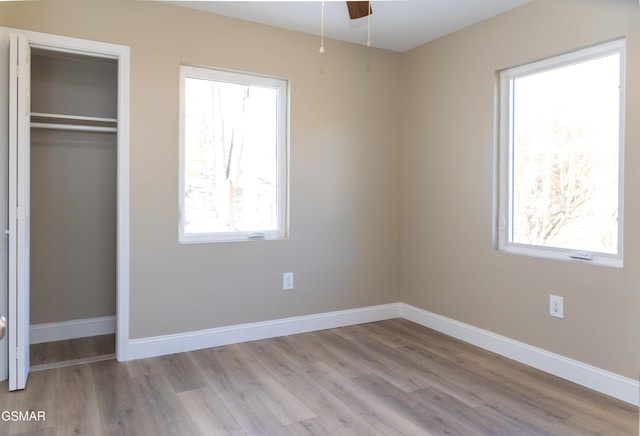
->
497;40;625;267
179;66;288;242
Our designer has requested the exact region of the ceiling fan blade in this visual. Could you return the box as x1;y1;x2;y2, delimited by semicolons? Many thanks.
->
346;1;372;20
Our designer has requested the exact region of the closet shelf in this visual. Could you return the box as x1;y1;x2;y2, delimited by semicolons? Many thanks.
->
31;112;117;133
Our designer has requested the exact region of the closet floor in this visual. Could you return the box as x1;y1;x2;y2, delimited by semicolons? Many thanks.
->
30;334;115;371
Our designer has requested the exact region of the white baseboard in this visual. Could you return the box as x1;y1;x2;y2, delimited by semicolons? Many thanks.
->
126;303;402;361
31;316;116;344
400;303;640;407
124;302;638;406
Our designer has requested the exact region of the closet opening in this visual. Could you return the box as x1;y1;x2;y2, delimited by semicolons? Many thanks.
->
28;48;118;370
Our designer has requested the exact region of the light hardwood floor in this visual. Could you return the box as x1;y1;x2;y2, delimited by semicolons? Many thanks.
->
30;334;116;371
0;319;637;435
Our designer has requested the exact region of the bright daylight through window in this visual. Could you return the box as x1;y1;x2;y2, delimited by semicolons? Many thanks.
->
497;40;625;267
179;66;288;242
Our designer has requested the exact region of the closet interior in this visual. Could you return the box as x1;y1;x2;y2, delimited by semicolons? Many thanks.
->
29;48;117;368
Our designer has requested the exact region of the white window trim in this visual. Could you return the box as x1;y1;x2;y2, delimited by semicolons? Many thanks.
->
497;39;625;268
178;66;289;243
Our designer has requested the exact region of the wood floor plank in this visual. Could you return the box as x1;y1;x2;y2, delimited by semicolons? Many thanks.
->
410;385;528;436
398;340;550;411
352;371;475;435
188;346;290;435
157;353;208;394
194;342;316;425
219;340;315;425
124;355;166;379
405;333;635;433
374;318;478;361
129;371;200;436
23;429;58;436
30;340;72;366
53;365;103;436
249;368;317;425
285;417;339;435
240;336;317;379
177;386;245;435
558;412;636;436
91;359;149;436
30;334;115;367
312;362;434;435
0;319;636;435
316;328;429;393
1;370;57;435
335;324;454;394
286;331;370;380
271;364;381;434
88;333;116;355
350;320;417;349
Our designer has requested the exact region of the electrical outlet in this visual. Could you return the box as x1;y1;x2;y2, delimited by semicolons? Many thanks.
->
283;272;294;290
549;295;564;319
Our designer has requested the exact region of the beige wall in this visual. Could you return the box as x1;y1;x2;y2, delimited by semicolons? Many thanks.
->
31;129;117;324
400;0;640;379
2;0;638;381
30;52;117;324
0;0;402;337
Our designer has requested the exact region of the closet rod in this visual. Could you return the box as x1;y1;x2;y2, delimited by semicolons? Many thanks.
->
31;112;118;124
31;122;117;133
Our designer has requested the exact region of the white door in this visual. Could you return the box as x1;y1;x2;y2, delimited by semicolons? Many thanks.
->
8;32;31;391
0;29;11;383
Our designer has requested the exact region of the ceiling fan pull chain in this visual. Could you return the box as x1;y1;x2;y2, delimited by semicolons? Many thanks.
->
319;0;326;53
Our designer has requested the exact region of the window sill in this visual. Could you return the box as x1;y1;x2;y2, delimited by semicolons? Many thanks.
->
179;232;287;244
499;244;622;268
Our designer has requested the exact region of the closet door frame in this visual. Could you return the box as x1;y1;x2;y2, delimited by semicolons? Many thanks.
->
2;26;131;387
7;32;31;391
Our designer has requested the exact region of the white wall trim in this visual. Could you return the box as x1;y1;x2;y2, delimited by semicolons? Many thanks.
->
30;316;116;344
126;303;402;361
124;302;638;406
5;26;132;363
400;303;640;407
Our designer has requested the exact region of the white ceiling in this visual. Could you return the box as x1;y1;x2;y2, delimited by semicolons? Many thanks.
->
166;0;532;52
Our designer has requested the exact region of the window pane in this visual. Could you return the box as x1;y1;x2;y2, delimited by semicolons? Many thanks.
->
184;76;279;235
510;54;621;254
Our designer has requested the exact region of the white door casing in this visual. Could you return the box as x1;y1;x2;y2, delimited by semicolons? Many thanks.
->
0;29;10;383
8;32;30;391
1;26;130;389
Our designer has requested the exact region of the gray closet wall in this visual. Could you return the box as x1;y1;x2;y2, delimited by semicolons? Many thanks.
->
30;50;117;325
